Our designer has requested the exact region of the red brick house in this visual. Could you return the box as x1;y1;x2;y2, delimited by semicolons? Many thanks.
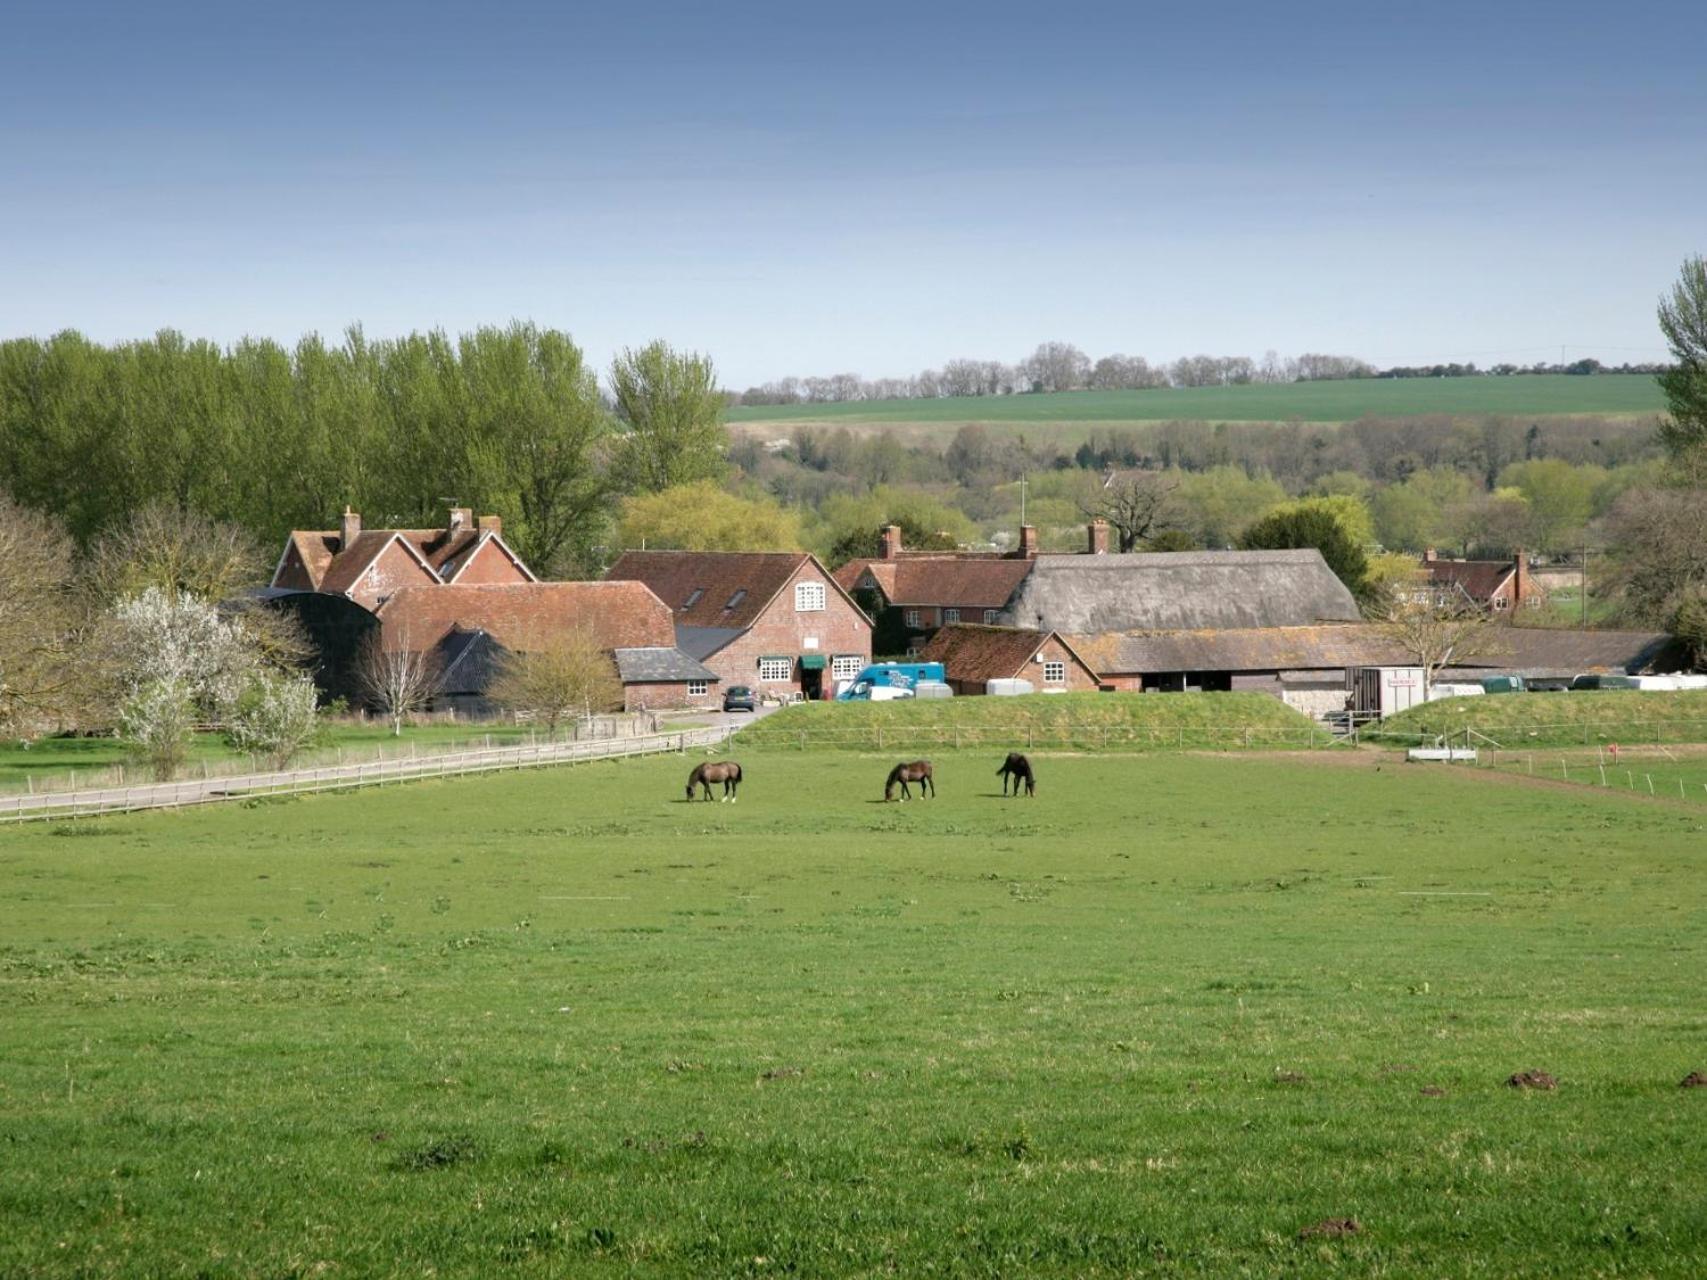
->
1419;549;1544;614
606;550;871;700
834;523;1050;655
919;625;1101;695
271;506;536;610
376;581;719;712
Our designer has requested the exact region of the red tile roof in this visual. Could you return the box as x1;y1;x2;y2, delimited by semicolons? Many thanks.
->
376;582;674;652
606;550;854;630
274;527;535;594
1423;558;1515;602
920;624;1096;683
836;555;1034;609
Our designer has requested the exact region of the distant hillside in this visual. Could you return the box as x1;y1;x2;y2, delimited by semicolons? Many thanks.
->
727;374;1666;429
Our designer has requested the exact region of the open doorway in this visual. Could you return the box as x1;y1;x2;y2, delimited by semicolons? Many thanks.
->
800;664;823;700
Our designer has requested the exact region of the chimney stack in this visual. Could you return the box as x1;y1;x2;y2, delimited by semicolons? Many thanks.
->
1512;548;1528;605
879;524;903;560
447;506;473;535
340;506;362;550
1088;518;1110;555
1018;525;1038;559
476;513;503;538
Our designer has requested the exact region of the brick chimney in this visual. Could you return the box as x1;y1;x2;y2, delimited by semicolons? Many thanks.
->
1512;548;1528;604
447;506;473;535
1018;525;1038;559
1087;518;1110;555
339;506;362;550
879;524;903;560
476;513;503;538
1423;547;1438;563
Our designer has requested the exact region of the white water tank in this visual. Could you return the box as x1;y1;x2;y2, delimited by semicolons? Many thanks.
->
986;678;1035;696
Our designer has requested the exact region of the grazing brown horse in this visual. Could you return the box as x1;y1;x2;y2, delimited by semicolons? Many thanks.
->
996;752;1035;797
884;760;935;801
686;760;743;802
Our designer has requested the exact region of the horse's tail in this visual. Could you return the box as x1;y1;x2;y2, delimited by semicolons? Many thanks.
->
731;763;742;782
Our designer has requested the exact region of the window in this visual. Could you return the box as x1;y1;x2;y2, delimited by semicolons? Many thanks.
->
905;646;922;659
687;680;708;697
943;608;960;624
1493;595;1509;611
1043;660;1066;684
683;588;704;609
831;654;863;682
903;609;921;629
795;581;825;612
758;657;792;682
724;589;747;611
983;609;1000;624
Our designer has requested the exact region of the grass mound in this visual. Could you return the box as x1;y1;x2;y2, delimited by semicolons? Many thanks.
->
739;691;1321;751
1371;689;1707;748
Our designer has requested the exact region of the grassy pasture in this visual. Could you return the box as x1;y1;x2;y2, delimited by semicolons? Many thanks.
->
1373;690;1707;749
727;375;1667;429
1;749;1705;1277
743;691;1322;751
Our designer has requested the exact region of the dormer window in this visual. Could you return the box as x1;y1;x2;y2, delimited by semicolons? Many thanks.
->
683;588;704;609
724;589;747;610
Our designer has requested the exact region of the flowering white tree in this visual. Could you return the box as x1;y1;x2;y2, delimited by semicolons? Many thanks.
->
119;678;198;780
225;672;322;769
106;587;257;718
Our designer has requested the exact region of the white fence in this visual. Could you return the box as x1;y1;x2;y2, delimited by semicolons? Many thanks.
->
1;726;735;824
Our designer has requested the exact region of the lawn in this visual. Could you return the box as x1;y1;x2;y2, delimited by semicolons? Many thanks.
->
742;691;1323;750
1;748;1703;1276
1371;689;1707;749
727;374;1667;429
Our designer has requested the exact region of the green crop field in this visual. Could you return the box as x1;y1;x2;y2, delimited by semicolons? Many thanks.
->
1372;689;1707;749
727;374;1667;430
2;748;1704;1277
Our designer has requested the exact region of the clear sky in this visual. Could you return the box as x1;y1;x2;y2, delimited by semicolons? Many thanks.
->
2;0;1703;387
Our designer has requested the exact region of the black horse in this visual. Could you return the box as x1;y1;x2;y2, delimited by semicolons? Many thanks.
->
996;752;1035;797
686;760;743;802
884;760;935;802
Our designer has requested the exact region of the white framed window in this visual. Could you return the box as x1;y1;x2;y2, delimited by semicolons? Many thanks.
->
904;608;921;629
831;654;863;682
905;646;922;659
758;657;793;682
1043;660;1066;684
1493;595;1509;611
795;581;825;612
983;609;1000;624
943;608;960;624
687;680;708;697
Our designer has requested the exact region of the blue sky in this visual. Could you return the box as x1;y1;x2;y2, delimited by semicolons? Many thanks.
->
2;0;1703;386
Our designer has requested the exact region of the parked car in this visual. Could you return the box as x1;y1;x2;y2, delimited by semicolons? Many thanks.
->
722;685;757;713
1568;674;1640;691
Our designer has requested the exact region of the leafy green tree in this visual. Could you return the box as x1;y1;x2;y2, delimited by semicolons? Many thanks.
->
815;487;977;566
1238;504;1370;602
1497;459;1598;553
618;481;802;552
1173;467;1286;548
610;341;728;494
1657;255;1707;471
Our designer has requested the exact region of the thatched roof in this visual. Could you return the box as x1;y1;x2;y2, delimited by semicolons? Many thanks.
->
1002;550;1361;634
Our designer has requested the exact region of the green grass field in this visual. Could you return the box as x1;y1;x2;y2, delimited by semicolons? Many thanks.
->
727;375;1667;429
2;747;1704;1276
1373;690;1707;749
743;691;1321;751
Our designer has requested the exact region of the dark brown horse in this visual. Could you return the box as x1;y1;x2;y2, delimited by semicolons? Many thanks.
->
686;760;743;802
884;760;935;801
996;752;1035;797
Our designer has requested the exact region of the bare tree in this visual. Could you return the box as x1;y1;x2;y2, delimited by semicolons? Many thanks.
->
1380;597;1502;699
355;629;442;736
487;629;622;733
1079;471;1180;553
0;495;92;736
1022;342;1091;393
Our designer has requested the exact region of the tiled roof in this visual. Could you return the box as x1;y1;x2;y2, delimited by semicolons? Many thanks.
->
607;550;843;630
613;647;720;683
276;527;535;594
377;581;674;653
920;624;1094;684
837;556;1034;609
1423;559;1514;602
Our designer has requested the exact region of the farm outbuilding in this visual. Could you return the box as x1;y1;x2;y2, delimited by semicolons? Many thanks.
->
918;624;1101;695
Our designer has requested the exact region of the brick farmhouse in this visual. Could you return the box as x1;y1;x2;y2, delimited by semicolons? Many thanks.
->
919;625;1100;695
1418;548;1545;613
606;550;871;700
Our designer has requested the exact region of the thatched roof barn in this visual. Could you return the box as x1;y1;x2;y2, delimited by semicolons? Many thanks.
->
998;550;1361;634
